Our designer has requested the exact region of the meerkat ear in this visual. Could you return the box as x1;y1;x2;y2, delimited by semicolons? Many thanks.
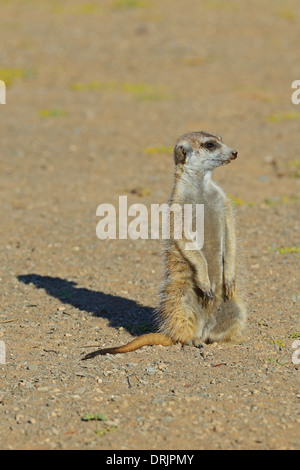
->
174;144;189;165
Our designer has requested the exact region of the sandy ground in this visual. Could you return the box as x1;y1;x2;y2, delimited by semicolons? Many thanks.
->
0;0;299;450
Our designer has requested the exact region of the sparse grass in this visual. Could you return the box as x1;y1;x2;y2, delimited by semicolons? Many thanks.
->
268;246;300;255
38;109;68;118
289;332;300;339
263;195;300;206
228;195;254;206
122;82;172;102
267;112;300;123
125;187;151;197
82;413;107;422
276;9;296;21
144;146;172;155
286;160;300;178
122;82;151;94
0;68;34;87
287;159;300;168
69;80;173;102
94;426;118;436
267;357;286;366
202;0;240;11
50;2;100;14
270;339;286;350
289;170;300;178
75;3;98;14
111;0;148;9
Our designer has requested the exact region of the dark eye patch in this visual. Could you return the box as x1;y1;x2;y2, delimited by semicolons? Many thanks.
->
203;141;219;150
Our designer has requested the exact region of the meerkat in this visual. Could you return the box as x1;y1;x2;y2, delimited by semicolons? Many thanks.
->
82;131;246;359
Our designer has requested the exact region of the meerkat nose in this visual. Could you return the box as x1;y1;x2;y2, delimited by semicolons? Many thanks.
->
231;150;238;159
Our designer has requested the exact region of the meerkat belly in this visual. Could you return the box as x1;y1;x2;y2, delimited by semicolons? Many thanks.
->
202;203;225;291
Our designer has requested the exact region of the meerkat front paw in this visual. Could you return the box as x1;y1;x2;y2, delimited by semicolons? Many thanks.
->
224;278;236;300
201;286;215;307
196;277;215;306
204;288;214;305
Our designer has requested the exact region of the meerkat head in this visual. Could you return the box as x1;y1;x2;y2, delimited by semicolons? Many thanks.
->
174;131;238;173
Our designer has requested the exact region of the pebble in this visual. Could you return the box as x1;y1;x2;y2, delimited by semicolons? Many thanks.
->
25;382;34;389
152;398;164;405
15;414;24;424
257;176;270;182
162;417;174;424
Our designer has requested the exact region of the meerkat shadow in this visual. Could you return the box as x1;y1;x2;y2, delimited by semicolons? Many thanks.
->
17;274;155;336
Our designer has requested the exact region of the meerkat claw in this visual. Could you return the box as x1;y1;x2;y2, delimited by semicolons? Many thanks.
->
202;288;214;307
224;279;236;299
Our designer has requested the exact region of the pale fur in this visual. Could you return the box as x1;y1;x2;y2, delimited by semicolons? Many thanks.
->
82;131;246;359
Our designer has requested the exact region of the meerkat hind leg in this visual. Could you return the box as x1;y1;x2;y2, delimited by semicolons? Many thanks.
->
159;286;205;346
206;296;247;344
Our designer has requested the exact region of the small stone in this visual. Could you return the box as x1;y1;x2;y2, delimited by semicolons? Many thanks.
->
257;176;270;182
213;424;225;433
162;417;174;424
15;414;24;424
25;381;34;389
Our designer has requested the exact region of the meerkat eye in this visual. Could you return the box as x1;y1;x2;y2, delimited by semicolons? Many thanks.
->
204;141;216;150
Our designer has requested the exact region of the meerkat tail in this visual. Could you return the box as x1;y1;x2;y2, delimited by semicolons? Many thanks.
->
81;333;176;360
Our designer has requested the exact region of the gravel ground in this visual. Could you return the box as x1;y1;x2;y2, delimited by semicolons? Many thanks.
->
0;0;299;450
